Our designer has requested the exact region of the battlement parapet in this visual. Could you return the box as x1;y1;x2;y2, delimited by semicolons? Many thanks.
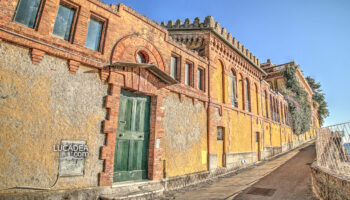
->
161;16;261;68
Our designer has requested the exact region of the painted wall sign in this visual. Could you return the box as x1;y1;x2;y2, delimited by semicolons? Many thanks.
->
57;140;88;176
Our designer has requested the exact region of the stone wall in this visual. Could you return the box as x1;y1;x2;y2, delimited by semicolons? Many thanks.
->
0;41;107;191
311;163;350;200
225;152;256;170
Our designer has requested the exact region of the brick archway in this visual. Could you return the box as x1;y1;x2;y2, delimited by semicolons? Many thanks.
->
100;35;169;186
110;34;165;70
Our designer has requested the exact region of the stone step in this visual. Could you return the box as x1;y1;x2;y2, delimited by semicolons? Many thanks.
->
99;181;164;200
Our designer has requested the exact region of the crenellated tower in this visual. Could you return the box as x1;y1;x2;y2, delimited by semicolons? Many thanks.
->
161;16;261;69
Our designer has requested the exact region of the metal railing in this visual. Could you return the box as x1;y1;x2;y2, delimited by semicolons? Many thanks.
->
316;122;350;177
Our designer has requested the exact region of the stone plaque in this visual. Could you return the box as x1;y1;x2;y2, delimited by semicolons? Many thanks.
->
58;140;88;176
155;139;160;149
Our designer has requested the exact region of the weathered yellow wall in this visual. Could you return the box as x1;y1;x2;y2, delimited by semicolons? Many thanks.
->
216;141;224;168
162;93;208;177
252;118;263;154
226;111;253;153
264;123;272;146
271;123;281;146
0;42;107;190
209;106;253;160
286;127;292;143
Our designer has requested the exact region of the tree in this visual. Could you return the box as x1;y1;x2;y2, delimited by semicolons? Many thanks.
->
306;76;329;126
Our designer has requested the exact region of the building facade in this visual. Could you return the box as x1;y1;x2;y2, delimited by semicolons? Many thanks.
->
0;0;318;199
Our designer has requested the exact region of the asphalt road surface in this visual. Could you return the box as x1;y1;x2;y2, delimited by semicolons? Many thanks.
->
234;144;317;200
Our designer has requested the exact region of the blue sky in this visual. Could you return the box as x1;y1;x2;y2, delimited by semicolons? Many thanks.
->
103;0;350;126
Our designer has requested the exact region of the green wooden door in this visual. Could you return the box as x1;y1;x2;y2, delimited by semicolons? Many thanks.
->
113;90;151;182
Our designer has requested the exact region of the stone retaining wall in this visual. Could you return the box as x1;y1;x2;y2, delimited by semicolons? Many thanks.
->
310;162;350;200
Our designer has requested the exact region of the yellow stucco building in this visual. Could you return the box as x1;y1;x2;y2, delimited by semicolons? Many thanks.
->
0;1;319;198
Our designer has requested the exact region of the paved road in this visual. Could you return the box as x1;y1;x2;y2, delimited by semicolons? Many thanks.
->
234;144;317;200
160;142;317;200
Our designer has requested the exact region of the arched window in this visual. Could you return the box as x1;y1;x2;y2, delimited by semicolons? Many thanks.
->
136;51;148;63
240;74;244;109
273;98;277;121
280;102;284;123
255;84;259;114
214;60;225;103
244;78;251;112
268;81;274;90
265;91;268;118
230;70;237;107
274;99;277;121
276;100;280;122
270;95;273;120
285;105;288;125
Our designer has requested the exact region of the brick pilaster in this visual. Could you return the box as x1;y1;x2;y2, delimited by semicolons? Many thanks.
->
99;79;121;186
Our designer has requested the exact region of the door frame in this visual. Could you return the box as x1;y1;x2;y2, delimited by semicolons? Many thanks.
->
113;89;151;182
99;69;169;186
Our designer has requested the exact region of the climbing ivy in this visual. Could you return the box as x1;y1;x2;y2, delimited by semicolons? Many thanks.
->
281;66;312;135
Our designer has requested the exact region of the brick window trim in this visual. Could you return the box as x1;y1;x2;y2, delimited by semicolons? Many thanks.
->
184;61;194;87
54;0;81;43
134;48;150;64
12;0;46;30
230;69;238;107
197;67;205;92
243;78;251;112
88;12;108;54
170;53;181;81
217;126;224;141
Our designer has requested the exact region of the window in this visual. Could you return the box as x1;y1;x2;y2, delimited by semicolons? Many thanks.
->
230;70;237;107
277;101;280;122
217;127;224;141
13;0;42;28
170;56;179;80
285;105;288;125
85;17;103;51
52;4;76;41
281;103;284;124
274;101;276;121
184;63;193;86
255;84;259;114
265;91;268;118
197;67;205;91
136;51;148;64
244;79;251;112
270;95;273;120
